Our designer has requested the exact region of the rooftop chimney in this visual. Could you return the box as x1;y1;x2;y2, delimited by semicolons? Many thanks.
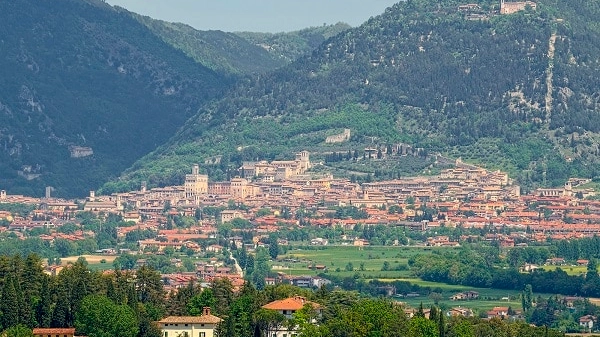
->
202;307;211;316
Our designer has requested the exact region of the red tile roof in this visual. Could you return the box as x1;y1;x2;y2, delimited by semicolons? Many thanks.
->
262;296;321;311
33;328;76;334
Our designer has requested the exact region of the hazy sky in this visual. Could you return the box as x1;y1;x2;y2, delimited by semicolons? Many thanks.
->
104;0;400;33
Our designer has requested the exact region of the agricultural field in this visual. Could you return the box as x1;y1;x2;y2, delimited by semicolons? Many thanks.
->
396;281;525;312
60;254;116;271
275;245;456;279
540;265;600;276
275;245;555;313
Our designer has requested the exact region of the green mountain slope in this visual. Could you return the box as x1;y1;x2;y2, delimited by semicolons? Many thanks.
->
0;0;230;197
110;0;600;193
235;22;352;63
131;14;286;76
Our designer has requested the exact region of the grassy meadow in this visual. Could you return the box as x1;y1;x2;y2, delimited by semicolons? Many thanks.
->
276;245;457;278
276;245;535;312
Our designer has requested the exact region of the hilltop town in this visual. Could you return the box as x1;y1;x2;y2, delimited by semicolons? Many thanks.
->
1;150;599;258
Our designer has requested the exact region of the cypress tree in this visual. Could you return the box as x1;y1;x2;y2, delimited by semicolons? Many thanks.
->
51;282;69;328
429;306;438;322
1;276;20;329
36;276;53;328
438;311;445;337
415;302;425;318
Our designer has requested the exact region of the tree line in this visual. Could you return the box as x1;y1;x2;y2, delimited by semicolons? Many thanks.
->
409;247;600;297
0;252;570;337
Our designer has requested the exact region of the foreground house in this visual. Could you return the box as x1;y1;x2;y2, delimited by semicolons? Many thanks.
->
262;296;322;337
579;315;596;331
158;307;222;337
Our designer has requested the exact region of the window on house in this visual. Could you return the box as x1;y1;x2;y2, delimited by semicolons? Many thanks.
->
199;333;206;337
184;332;189;337
164;332;168;337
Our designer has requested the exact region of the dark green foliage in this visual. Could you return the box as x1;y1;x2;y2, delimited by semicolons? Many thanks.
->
268;234;279;260
0;0;228;198
408;245;600;297
0;256;572;337
132;14;286;76
1;276;21;329
75;295;138;337
235;23;352;63
187;288;217;316
251;248;271;290
1;325;33;337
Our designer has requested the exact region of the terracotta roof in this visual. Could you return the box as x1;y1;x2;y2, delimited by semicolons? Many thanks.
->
158;315;222;325
33;328;76;334
262;296;321;311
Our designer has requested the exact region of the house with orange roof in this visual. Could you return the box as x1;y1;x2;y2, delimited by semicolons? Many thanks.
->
487;306;509;319
33;328;76;337
262;295;322;337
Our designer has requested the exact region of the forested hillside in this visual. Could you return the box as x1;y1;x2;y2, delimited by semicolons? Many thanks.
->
131;14;286;76
131;16;351;77
235;22;352;63
0;0;229;197
112;0;600;193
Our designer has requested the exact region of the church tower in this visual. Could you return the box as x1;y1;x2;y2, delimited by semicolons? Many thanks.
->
185;164;208;203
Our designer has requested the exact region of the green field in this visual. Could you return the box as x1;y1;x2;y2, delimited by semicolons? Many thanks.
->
391;280;525;312
276;245;545;313
276;245;457;278
540;265;594;276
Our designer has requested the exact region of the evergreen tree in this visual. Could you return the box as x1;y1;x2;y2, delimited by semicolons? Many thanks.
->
211;278;234;317
268;235;279;260
187;289;217;316
50;283;69;328
415;302;425;318
1;276;20;329
136;303;162;337
429;306;438;323
35;276;53;328
438;311;445;337
522;284;533;312
252;248;270;290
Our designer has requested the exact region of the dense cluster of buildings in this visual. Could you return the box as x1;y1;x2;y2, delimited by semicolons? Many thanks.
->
2;152;599;244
